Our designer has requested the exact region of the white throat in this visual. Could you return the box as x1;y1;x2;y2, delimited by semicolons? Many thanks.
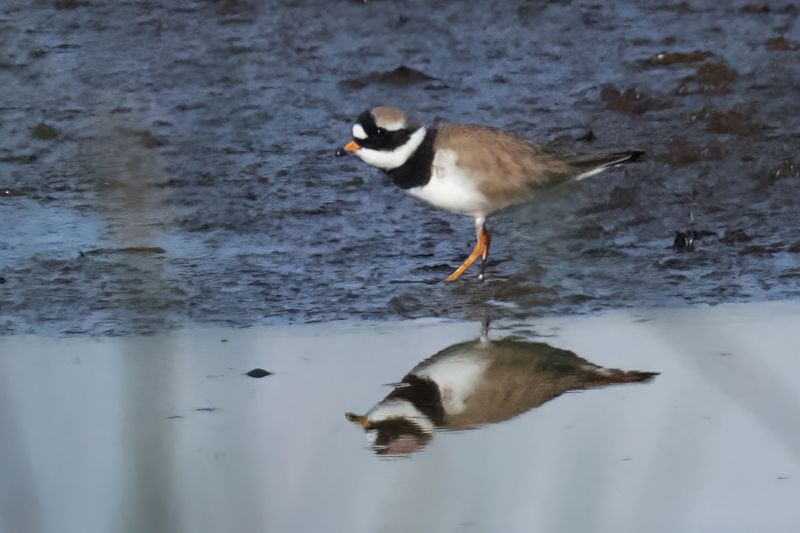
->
356;127;427;170
366;398;434;433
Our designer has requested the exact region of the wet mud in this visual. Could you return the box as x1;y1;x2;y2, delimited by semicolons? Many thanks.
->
1;0;799;334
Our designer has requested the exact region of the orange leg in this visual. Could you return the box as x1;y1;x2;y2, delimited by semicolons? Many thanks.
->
478;228;491;280
446;225;491;282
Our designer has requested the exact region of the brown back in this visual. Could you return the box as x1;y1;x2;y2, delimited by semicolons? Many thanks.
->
434;123;576;209
422;339;657;430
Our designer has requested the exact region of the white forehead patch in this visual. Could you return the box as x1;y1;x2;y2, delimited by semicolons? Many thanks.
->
379;120;405;132
352;123;367;140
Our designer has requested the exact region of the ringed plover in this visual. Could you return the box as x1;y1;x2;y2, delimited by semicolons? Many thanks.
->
336;106;644;281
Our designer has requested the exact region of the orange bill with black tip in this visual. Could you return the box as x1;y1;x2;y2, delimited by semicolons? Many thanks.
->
344;140;361;153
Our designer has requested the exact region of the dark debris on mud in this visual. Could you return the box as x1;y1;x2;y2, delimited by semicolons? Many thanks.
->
676;61;738;95
340;65;439;90
765;36;798;50
659;135;722;166
1;0;800;335
30;122;59;140
600;84;671;115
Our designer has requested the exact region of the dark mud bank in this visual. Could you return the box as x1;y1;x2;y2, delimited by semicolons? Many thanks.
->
1;0;799;334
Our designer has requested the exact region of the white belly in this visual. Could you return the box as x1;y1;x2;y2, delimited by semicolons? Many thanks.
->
414;350;490;415
407;149;489;216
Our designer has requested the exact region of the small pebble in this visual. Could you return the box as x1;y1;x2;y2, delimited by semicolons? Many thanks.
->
246;368;272;378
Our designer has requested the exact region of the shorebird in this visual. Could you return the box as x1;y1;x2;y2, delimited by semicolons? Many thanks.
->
337;106;643;281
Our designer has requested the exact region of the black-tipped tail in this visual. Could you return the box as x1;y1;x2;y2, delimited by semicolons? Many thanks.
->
602;150;645;167
569;150;645;181
573;150;645;170
589;368;659;388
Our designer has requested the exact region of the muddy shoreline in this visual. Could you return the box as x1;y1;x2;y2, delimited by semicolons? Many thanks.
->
1;1;799;335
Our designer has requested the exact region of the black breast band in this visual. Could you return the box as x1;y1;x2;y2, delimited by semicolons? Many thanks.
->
384;128;438;190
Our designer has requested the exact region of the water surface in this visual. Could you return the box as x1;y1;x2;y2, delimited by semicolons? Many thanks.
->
1;301;798;532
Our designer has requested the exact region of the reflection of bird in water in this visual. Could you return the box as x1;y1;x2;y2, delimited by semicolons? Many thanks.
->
347;336;658;456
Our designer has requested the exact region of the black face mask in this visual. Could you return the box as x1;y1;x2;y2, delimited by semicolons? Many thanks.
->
353;110;414;151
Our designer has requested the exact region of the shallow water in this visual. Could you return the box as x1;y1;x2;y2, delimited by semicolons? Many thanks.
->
1;301;798;533
1;1;800;335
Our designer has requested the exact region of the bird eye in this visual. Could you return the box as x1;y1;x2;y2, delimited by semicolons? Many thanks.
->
376;127;387;137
